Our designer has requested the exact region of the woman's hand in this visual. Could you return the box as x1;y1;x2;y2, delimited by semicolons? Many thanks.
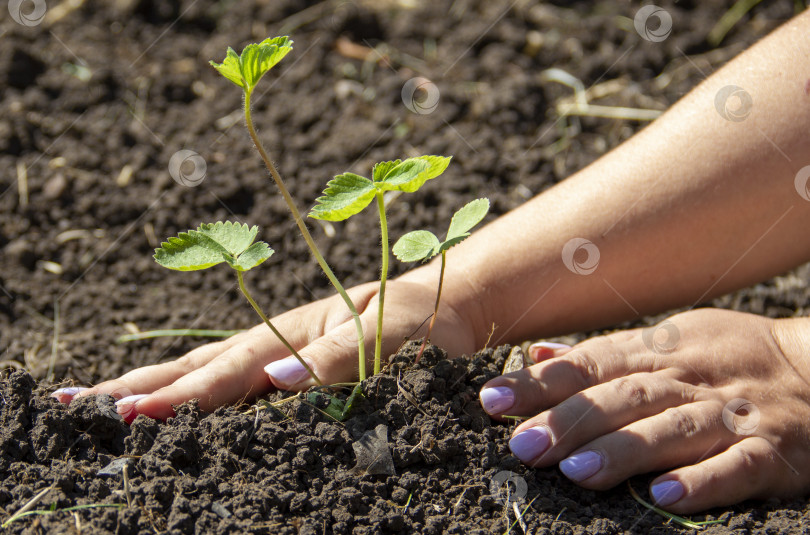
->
55;274;478;422
480;308;810;513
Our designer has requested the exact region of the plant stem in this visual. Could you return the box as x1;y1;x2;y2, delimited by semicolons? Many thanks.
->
415;250;446;363
243;88;367;380
374;191;389;374
236;270;322;385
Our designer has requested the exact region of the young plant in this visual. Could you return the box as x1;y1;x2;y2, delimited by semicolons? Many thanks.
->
393;198;490;362
308;155;452;375
210;37;368;380
153;221;321;385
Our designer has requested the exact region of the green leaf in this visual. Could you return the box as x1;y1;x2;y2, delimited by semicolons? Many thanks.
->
196;221;258;256
309;173;376;221
154;231;229;271
446;198;490;241
209;47;244;88
374;159;429;191
392;230;441;262
154;221;263;271
210;36;293;91
378;155;451;193
438;198;489;254
239;36;293;90
226;241;274;271
371;160;401;182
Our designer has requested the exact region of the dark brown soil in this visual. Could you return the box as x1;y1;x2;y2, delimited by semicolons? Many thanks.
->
2;0;810;533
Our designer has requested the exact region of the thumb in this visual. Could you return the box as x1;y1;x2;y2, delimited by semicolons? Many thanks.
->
264;318;367;390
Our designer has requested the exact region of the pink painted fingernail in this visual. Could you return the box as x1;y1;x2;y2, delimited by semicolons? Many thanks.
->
650;480;684;506
479;386;515;414
560;450;603;481
115;394;148;423
264;357;311;387
528;342;572;362
51;387;89;404
509;426;552;462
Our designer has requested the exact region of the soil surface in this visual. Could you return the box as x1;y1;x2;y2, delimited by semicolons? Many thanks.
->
2;0;810;533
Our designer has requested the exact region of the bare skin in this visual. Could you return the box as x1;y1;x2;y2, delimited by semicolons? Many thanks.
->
59;11;810;513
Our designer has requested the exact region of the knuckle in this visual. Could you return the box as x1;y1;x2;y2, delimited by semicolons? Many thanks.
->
614;377;650;408
566;351;602;388
663;406;700;438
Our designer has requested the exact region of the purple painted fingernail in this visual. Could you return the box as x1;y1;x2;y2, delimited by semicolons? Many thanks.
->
509;426;551;462
52;387;88;396
559;451;603;481
264;357;311;386
479;386;515;414
650;480;684;506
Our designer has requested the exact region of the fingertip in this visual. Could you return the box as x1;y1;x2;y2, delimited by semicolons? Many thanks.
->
528;342;572;363
51;386;89;404
650;479;685;507
115;394;149;424
264;357;316;391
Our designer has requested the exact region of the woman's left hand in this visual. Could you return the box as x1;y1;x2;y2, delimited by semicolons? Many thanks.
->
479;308;810;513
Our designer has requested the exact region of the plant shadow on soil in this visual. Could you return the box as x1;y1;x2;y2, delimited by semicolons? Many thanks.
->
2;0;810;533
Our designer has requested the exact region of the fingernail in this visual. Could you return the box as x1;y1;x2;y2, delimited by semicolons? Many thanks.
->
559;450;603;481
115;394;148;422
509;426;551;462
479;386;515;414
264;357;311;386
650;480;684;506
52;387;88;396
529;342;572;362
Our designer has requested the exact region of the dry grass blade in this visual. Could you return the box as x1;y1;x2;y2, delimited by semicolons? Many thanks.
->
3;484;54;527
397;373;431;417
123;465;132;507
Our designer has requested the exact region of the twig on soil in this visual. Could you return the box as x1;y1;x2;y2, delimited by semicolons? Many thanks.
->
72;511;81;533
402;493;413;513
627;482;725;530
396;374;431;418
483;323;497;350
241;409;262;458
2;503;124;527
504;495;540;535
123;464;132;508
16;162;28;208
540;68;662;122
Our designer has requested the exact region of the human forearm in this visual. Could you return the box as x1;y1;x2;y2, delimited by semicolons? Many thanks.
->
403;11;810;347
